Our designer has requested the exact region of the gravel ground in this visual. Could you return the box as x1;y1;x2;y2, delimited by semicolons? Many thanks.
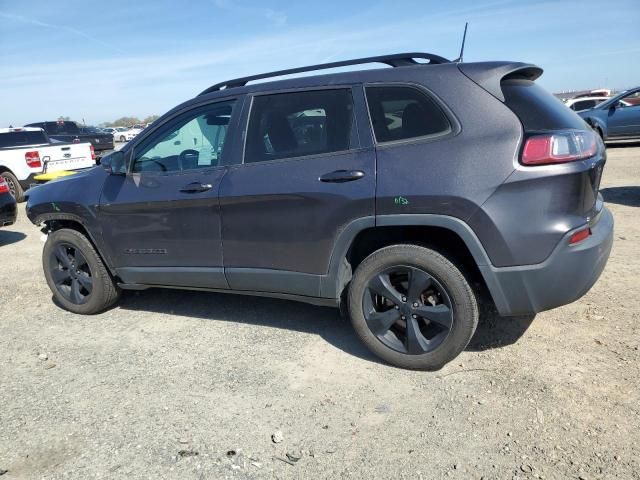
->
0;145;638;480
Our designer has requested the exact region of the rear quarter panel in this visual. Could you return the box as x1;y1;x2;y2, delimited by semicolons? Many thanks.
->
374;68;522;224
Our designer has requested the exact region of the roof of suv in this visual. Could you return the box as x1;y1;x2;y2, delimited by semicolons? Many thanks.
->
195;53;542;104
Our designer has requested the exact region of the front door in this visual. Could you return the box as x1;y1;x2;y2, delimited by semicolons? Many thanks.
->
219;87;375;297
607;89;640;138
98;98;241;288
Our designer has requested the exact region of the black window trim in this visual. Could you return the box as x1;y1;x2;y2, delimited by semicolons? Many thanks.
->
240;85;361;167
129;96;241;176
363;82;460;148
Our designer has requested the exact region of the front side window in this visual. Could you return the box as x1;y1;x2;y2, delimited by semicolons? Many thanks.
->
245;89;354;164
617;90;640;108
365;86;450;143
133;101;235;173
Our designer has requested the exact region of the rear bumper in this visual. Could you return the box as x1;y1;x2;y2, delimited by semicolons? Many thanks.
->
481;206;614;316
0;193;17;227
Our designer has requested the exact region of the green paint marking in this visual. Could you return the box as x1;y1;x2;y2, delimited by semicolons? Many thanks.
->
394;196;409;206
51;202;61;212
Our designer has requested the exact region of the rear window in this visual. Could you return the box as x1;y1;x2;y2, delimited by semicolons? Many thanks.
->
0;131;48;148
44;121;81;135
502;79;588;131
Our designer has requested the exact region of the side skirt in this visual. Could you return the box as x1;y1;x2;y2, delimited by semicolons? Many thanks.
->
117;282;338;308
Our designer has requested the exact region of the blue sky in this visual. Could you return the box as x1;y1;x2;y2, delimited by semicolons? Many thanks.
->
1;0;639;126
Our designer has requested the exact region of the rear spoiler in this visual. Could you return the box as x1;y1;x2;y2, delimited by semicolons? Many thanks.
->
458;62;543;102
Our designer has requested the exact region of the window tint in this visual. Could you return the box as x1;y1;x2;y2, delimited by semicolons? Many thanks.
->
619;90;640;107
572;100;596;111
45;121;80;135
245;89;354;163
365;86;450;143
0;130;49;148
502;80;587;131
132;101;235;173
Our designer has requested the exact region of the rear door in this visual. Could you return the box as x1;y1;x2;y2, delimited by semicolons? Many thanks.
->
219;87;375;297
97;98;242;288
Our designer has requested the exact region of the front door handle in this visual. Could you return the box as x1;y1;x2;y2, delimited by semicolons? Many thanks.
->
319;170;365;183
180;182;213;193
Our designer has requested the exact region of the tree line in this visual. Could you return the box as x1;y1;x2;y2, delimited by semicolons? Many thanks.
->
56;115;160;127
100;115;160;127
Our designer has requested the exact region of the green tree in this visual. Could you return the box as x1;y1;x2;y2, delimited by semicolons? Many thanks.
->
109;116;141;127
143;115;160;124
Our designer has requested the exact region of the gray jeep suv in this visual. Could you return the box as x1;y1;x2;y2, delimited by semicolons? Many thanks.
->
26;53;613;370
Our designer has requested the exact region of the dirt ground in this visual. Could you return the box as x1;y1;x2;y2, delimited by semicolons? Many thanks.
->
0;145;638;480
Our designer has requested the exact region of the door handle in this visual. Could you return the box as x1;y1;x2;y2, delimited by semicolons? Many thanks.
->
319;170;365;183
180;182;213;193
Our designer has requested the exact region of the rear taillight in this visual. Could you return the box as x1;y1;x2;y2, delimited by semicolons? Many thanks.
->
90;144;96;161
522;130;598;166
0;178;9;194
25;151;42;168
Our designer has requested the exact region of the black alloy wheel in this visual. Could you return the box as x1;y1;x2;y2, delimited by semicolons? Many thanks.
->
363;266;453;355
48;242;93;304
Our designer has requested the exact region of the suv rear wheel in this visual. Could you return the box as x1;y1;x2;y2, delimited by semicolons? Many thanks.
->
43;228;121;314
348;244;478;370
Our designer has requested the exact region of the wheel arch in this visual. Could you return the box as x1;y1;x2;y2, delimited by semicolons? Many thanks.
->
322;214;500;310
38;214;117;277
583;116;606;137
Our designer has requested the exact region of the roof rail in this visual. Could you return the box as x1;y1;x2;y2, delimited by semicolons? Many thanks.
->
198;52;451;96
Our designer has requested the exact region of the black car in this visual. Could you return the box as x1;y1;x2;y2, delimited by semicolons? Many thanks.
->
0;176;17;227
25;52;613;370
24;121;114;152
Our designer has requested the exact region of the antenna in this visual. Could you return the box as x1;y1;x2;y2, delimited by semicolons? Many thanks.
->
454;22;468;63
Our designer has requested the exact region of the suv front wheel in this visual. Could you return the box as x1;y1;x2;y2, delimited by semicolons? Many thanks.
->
43;228;121;314
348;244;478;370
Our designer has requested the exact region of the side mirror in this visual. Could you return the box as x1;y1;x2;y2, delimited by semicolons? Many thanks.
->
102;151;127;175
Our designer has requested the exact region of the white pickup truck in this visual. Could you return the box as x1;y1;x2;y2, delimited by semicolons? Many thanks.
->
0;127;95;202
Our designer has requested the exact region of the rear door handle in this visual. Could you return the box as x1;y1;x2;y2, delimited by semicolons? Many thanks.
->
180;182;213;193
319;170;365;183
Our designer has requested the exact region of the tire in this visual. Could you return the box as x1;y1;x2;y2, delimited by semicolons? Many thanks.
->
43;228;121;314
348;244;478;370
0;171;24;202
120;135;126;143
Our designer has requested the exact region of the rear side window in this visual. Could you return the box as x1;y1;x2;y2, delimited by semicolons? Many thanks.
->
245;89;354;164
502;79;588;131
0;131;48;148
365;86;450;143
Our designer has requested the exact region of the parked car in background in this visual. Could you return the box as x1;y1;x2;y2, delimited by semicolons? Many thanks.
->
24;121;114;152
579;87;640;140
0;176;17;227
0;127;95;202
565;96;610;112
81;126;106;135
25;52;613;370
113;128;139;143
